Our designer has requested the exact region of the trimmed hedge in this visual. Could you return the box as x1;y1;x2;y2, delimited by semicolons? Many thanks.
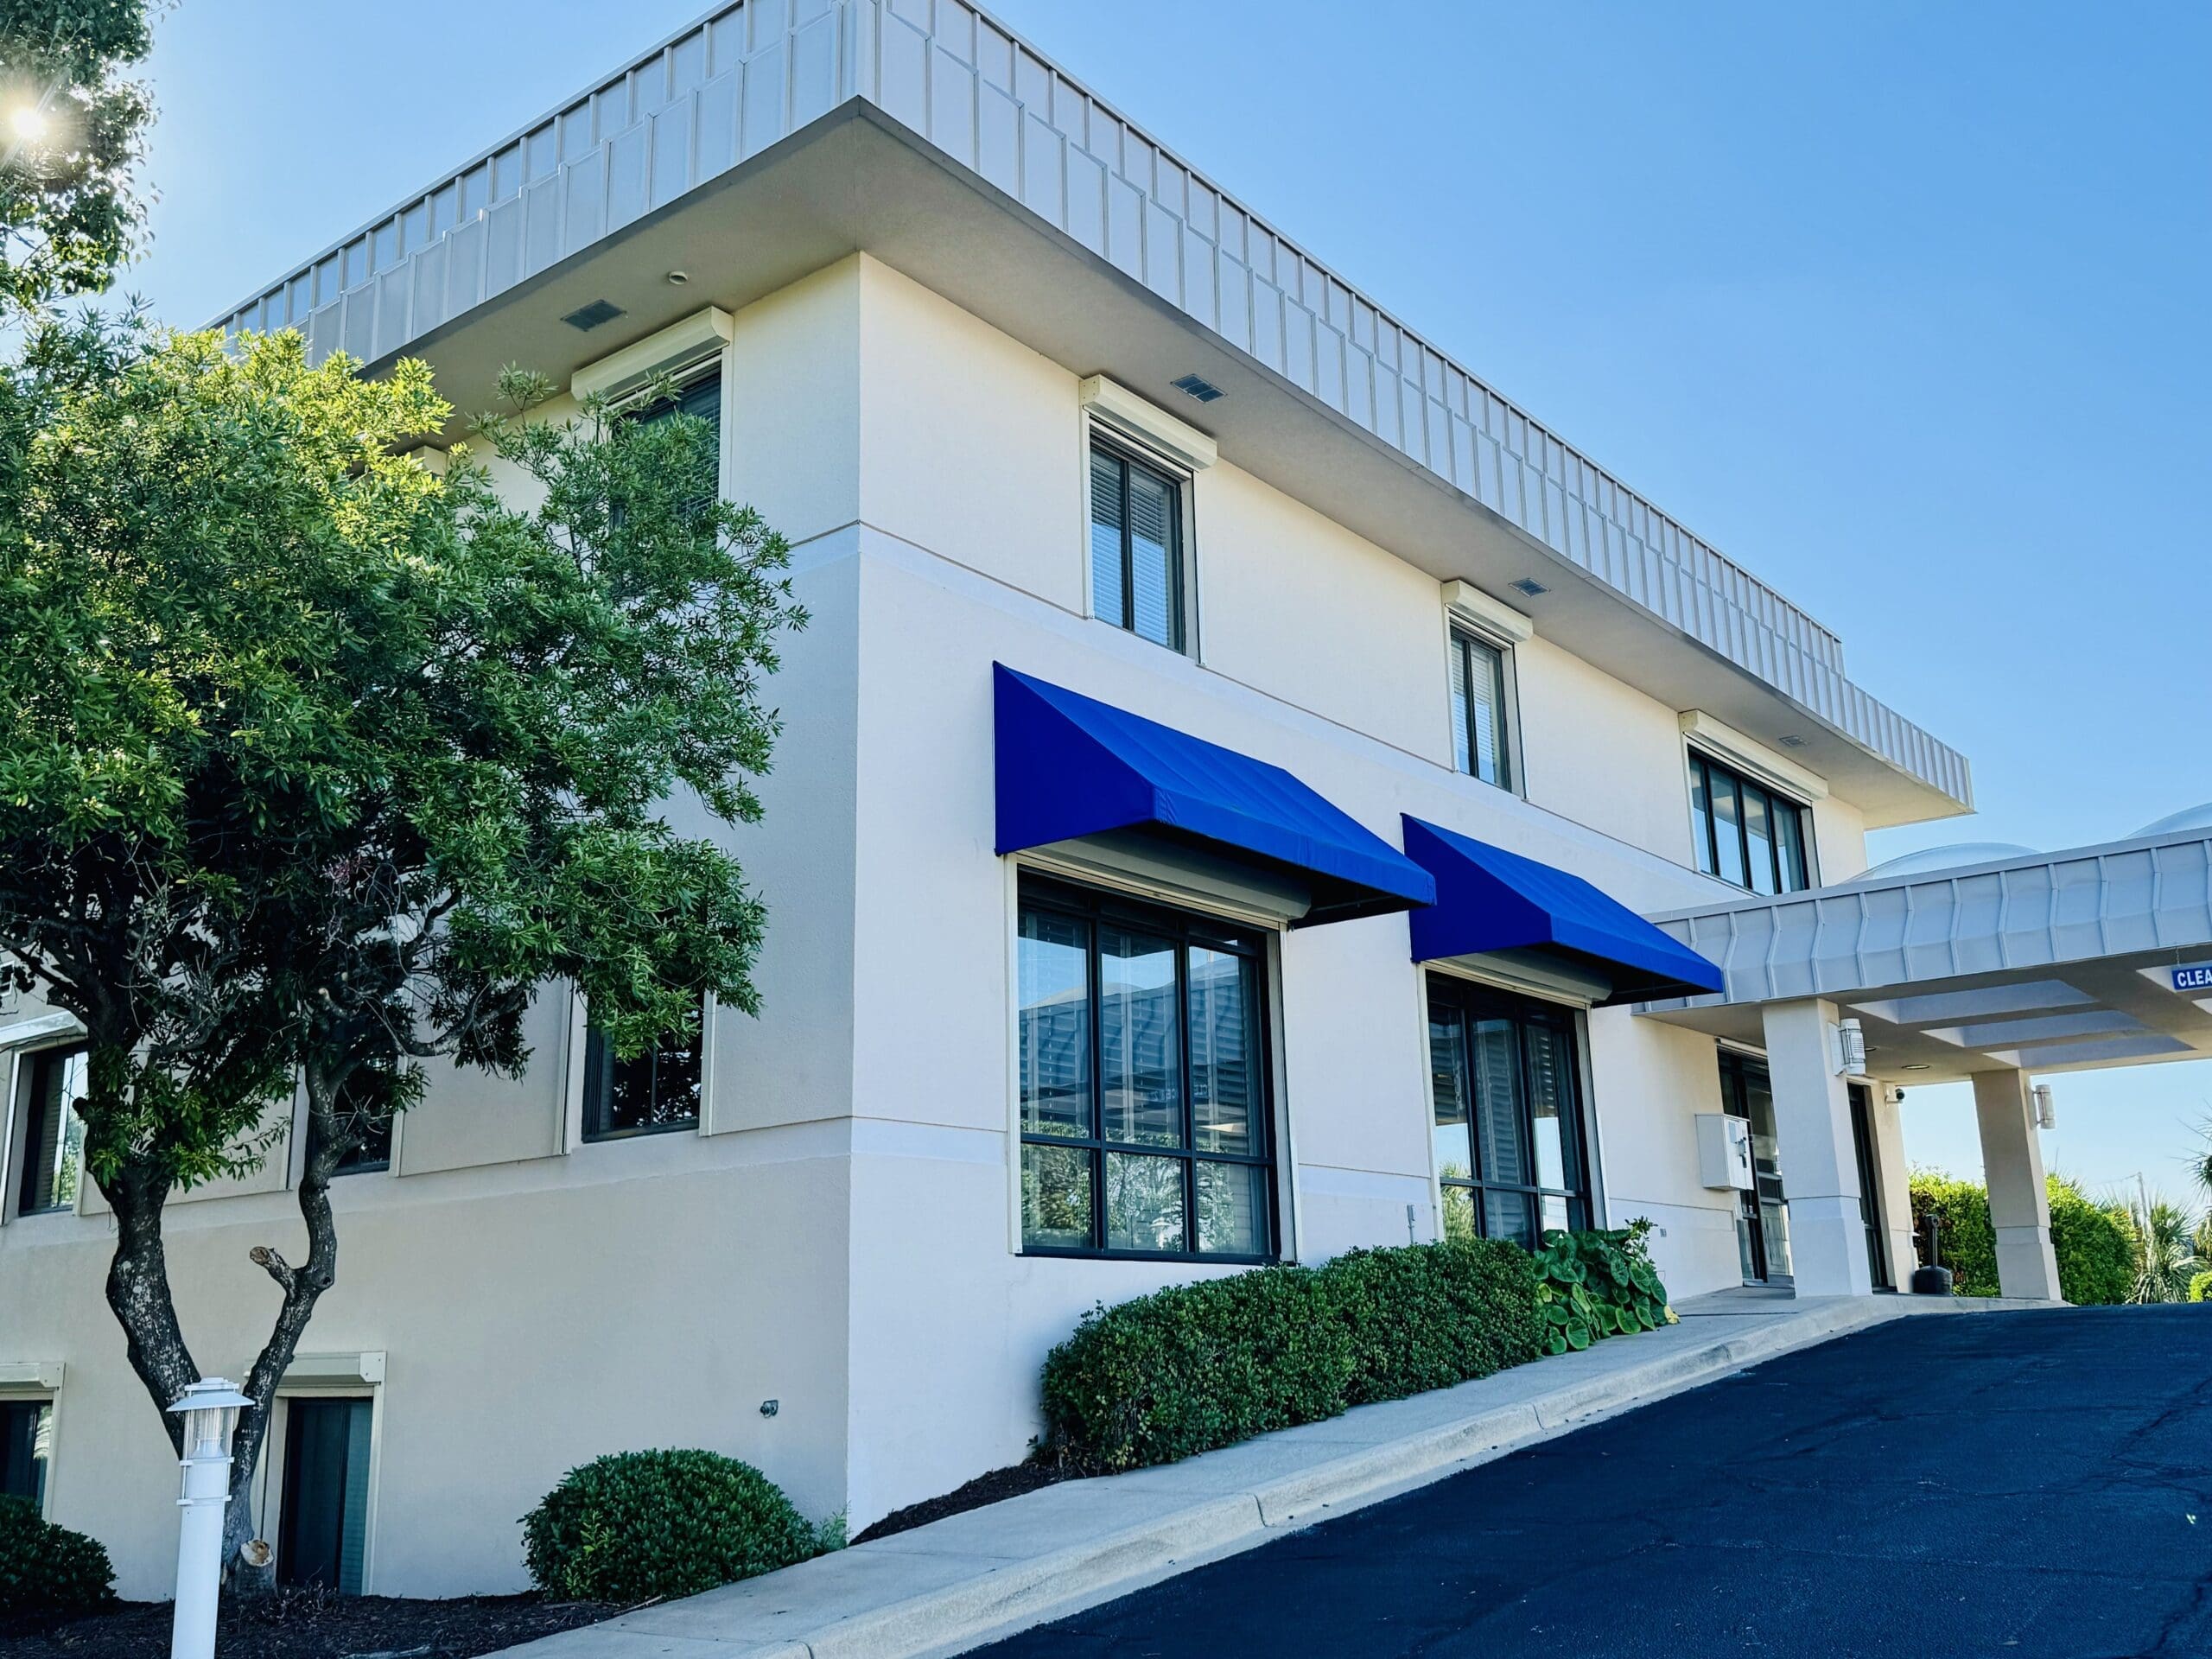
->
1909;1171;2134;1304
0;1497;114;1615
522;1449;823;1603
2048;1177;2133;1306
1533;1224;1675;1353
1040;1237;1541;1473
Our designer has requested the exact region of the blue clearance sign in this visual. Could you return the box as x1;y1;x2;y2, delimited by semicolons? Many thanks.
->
2174;964;2212;993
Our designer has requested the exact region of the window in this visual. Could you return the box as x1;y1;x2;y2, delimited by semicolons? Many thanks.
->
634;368;721;434
334;1112;393;1176
15;1046;87;1217
582;1000;704;1141
1017;879;1273;1260
1088;440;1185;652
278;1396;372;1593
1448;628;1514;790
1427;978;1591;1247
0;1399;51;1507
1688;752;1810;895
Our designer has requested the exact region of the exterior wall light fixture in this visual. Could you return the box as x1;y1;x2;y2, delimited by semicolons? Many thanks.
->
2032;1083;2056;1130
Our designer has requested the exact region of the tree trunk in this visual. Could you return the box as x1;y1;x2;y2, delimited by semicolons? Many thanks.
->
95;1068;356;1598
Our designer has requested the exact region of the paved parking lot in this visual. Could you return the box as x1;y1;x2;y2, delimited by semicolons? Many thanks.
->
972;1305;2212;1659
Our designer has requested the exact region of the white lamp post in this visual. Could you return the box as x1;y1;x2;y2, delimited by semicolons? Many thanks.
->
167;1379;254;1659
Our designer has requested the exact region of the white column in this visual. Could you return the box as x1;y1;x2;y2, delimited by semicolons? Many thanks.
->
1972;1068;2062;1300
1759;998;1872;1297
1871;1088;1917;1286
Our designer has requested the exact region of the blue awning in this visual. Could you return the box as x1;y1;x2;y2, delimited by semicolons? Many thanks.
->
995;664;1435;925
1402;816;1725;1005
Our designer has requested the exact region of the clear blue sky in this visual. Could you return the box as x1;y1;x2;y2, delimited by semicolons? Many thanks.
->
125;2;2212;1208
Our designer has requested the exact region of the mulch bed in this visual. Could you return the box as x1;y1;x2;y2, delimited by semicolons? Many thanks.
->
850;1459;1079;1545
0;1588;620;1659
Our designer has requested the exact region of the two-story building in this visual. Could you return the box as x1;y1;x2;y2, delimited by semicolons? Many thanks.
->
28;0;2192;1603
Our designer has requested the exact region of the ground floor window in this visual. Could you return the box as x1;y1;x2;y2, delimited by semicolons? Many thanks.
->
15;1045;88;1217
1017;877;1274;1261
582;996;704;1141
1427;976;1591;1246
278;1395;372;1594
0;1398;51;1506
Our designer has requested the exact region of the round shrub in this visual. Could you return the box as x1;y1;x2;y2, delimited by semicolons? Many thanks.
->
522;1449;819;1604
0;1497;115;1614
2188;1270;2212;1304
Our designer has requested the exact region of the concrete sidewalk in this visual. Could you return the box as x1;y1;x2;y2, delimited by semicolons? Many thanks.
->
499;1294;2053;1659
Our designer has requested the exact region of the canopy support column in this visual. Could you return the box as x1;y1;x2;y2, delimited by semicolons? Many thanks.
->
1972;1069;2062;1301
1759;998;1872;1297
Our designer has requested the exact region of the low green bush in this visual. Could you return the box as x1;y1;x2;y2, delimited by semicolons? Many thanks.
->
1910;1172;1998;1294
522;1449;823;1603
1912;1170;2136;1303
0;1497;115;1614
1040;1237;1541;1473
2048;1176;2134;1306
1532;1222;1675;1354
2188;1270;2212;1304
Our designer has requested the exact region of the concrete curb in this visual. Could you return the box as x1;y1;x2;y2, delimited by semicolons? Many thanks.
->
495;1295;2056;1659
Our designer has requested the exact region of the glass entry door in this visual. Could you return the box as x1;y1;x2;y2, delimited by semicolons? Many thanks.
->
1847;1083;1894;1289
1717;1050;1791;1285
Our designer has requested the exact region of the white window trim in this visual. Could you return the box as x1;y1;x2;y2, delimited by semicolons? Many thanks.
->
0;1367;62;1520
562;988;716;1152
257;1357;387;1596
1440;600;1527;798
1443;579;1534;645
1079;379;1206;659
1680;711;1828;803
569;307;734;406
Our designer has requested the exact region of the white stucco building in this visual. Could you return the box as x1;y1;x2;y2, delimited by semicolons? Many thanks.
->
9;0;2209;1604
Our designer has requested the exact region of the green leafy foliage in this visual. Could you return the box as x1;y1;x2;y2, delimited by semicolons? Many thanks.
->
2124;1197;2197;1305
1531;1221;1675;1356
1911;1172;2142;1305
1039;1239;1541;1473
2047;1177;2133;1306
0;0;156;308
2188;1270;2212;1304
1910;1172;1999;1294
0;1496;114;1613
521;1450;825;1604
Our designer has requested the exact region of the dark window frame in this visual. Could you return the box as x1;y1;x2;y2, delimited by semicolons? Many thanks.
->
1017;876;1277;1264
14;1043;87;1218
1448;626;1515;791
277;1394;373;1594
1427;976;1593;1247
1688;750;1812;895
0;1397;50;1508
580;999;707;1144
1087;433;1189;653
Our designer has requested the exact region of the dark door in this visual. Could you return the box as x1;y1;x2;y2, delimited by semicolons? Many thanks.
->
1848;1084;1894;1289
1718;1050;1792;1285
278;1396;372;1592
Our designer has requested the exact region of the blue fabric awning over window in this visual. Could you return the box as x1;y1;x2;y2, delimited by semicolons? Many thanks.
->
995;664;1436;925
1402;816;1726;1005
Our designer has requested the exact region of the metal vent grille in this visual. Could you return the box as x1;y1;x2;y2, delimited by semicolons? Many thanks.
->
562;299;626;332
1510;578;1549;598
1171;372;1224;403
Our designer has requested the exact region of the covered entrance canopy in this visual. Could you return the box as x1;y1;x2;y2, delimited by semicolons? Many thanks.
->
1637;829;2212;1302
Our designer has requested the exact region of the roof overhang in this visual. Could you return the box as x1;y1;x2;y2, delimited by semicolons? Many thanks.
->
1639;831;2212;1083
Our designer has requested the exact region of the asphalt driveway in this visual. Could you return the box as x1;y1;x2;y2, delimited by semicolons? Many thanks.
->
971;1305;2212;1659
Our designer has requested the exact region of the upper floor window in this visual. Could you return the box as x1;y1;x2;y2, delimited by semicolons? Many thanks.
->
582;999;704;1141
1088;440;1185;652
1689;752;1810;895
633;369;721;435
15;1045;87;1217
1017;879;1273;1261
1449;628;1514;790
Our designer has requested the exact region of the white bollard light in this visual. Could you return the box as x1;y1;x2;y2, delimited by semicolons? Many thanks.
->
168;1379;254;1659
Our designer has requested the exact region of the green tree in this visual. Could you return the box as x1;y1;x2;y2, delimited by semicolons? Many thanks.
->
2125;1197;2196;1305
0;1;156;308
0;315;804;1575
